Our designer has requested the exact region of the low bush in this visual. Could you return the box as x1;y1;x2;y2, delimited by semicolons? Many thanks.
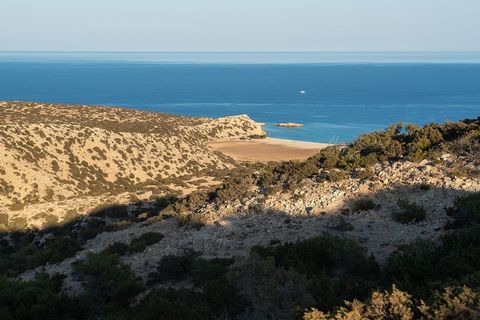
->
230;255;313;319
251;235;381;311
148;251;199;284
192;257;234;285
149;250;234;286
446;192;480;229
392;199;426;224
73;251;144;307
384;224;480;298
0;234;82;277
326;169;347;182
148;251;243;317
105;242;129;256
78;218;106;240
129;288;215;320
91;204;129;219
127;232;164;254
0;273;90;320
351;197;377;212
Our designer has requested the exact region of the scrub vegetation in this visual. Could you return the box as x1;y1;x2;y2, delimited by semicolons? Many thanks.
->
1;111;480;319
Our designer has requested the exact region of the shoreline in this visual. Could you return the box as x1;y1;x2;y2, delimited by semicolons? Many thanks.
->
209;137;332;162
260;137;332;149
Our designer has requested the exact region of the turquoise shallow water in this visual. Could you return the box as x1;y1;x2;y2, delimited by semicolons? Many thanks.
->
1;52;480;143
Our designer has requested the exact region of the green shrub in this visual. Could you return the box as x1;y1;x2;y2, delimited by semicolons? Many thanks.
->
191;257;234;286
92;204;129;219
338;124;404;170
351;197;377;212
251;235;380;310
148;250;199;284
356;168;376;180
0;273;89;320
315;148;342;169
78;218;106;240
149;252;234;286
73;251;144;307
384;225;480;298
0;235;82;277
446;192;480;229
259;160;319;192
392;199;426;224
127;232;164;254
129;288;214;320
105;242;129;256
326;169;347;182
147;252;243;317
230;255;313;319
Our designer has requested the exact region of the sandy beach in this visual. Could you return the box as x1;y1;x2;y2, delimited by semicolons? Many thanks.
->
209;137;331;162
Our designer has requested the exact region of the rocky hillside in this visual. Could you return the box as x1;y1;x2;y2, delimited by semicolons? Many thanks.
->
1;107;480;320
0;101;264;228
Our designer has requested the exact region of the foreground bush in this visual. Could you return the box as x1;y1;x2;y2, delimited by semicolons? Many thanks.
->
384;224;480;298
250;236;381;311
0;273;89;320
1;220;479;319
148;252;244;317
303;285;480;320
73;251;144;307
128;288;214;320
230;254;314;319
0;233;82;277
446;192;480;229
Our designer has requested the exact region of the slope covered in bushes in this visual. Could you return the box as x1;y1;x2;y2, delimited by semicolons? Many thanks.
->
1;192;479;319
1;117;480;319
166;117;480;220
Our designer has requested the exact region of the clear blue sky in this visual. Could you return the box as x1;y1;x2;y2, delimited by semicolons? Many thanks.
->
1;0;479;51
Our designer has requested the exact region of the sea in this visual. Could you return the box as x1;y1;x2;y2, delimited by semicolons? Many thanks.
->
1;52;480;143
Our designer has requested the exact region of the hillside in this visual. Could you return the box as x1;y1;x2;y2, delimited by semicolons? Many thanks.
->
1;104;480;319
0;101;264;228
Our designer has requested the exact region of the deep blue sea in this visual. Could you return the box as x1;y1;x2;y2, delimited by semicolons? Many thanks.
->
1;52;480;143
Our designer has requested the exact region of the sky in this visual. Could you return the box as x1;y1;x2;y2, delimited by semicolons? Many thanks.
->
1;0;479;52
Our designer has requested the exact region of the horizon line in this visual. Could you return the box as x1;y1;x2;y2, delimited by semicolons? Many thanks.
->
2;50;480;54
